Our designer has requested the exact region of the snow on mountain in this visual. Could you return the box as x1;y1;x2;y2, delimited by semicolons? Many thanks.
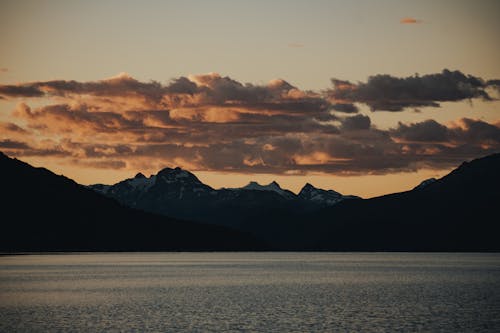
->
89;166;358;208
239;181;296;199
89;166;213;199
127;173;157;191
298;183;359;205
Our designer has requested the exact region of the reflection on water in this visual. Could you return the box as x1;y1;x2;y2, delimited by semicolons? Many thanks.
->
1;252;500;332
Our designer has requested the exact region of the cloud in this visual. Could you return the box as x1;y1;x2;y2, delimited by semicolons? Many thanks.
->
328;69;498;111
391;119;449;142
341;114;371;131
0;85;45;97
0;121;28;134
391;118;500;145
0;139;30;149
288;43;304;48
400;17;422;24
74;159;127;169
0;68;7;73
331;103;359;113
1;72;499;175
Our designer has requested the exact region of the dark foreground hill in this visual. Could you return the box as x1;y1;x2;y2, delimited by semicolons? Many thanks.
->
299;153;500;251
0;152;264;252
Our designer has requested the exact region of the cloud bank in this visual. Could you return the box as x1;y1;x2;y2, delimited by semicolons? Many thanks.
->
0;70;499;175
328;69;496;111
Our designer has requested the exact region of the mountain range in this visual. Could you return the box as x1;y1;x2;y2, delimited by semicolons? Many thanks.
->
87;154;500;250
88;169;360;246
2;151;499;251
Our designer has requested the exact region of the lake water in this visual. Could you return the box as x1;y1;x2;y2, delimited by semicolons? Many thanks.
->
1;253;500;332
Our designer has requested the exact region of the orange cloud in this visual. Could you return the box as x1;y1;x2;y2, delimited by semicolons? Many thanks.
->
400;17;422;24
1;72;499;176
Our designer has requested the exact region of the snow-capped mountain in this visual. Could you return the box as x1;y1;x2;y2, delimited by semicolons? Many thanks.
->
90;167;215;203
298;183;359;205
89;166;360;231
238;181;296;199
91;166;358;209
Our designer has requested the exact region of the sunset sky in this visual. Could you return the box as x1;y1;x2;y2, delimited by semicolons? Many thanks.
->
1;0;499;198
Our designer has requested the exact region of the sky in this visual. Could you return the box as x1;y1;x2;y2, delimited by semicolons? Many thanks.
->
1;0;499;198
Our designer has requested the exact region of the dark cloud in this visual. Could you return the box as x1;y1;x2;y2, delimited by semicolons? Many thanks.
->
165;77;199;94
0;139;30;149
331;103;359;113
391;118;500;145
4;115;498;175
0;85;45;97
14;103;145;134
0;122;28;133
3;70;496;115
454;118;500;143
391;120;449;142
0;73;330;119
341;114;371;131
329;69;498;111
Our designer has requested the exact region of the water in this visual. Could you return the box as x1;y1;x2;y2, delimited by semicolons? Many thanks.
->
1;253;499;332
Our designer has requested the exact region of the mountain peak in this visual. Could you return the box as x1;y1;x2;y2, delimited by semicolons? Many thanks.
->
157;166;193;179
269;181;281;189
134;172;146;179
241;181;292;197
413;178;437;190
298;183;347;205
152;166;214;192
301;183;315;190
243;181;282;190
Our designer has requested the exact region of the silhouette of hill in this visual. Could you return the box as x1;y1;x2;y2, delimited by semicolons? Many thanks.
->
299;153;500;251
0;152;265;252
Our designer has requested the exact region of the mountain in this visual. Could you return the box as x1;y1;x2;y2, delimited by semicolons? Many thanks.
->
412;177;437;190
298;183;359;205
299;153;500;251
4;151;498;251
91;167;216;212
89;168;358;244
93;153;494;251
239;181;296;199
0;152;264;252
90;169;357;213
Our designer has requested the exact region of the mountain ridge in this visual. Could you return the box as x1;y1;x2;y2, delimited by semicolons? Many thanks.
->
300;152;500;251
0;152;265;252
2;151;499;251
90;166;358;205
87;166;360;239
